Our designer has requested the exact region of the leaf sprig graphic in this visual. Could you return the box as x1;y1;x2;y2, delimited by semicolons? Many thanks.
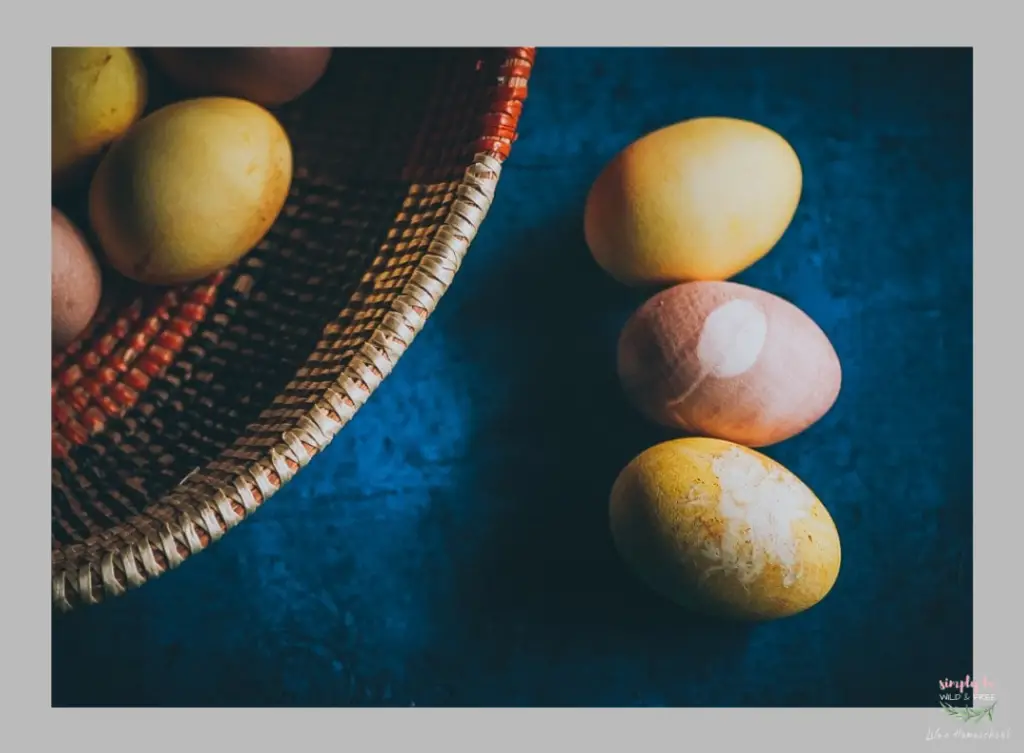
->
941;700;997;723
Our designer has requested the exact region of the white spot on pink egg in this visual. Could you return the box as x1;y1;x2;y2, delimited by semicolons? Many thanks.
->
695;299;768;379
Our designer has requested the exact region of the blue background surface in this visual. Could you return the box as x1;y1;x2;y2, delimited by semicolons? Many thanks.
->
52;48;973;707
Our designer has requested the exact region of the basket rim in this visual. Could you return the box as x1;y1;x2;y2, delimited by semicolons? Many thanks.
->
52;47;535;612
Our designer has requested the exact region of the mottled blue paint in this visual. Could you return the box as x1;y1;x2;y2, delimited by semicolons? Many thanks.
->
52;48;972;708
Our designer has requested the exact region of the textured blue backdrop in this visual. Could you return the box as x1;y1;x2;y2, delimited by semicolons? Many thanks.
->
52;47;973;707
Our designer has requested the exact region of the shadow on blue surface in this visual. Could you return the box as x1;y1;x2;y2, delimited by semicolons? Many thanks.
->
52;47;972;708
449;208;755;674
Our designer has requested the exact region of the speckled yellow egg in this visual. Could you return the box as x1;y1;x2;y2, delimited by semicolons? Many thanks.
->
609;437;841;621
584;117;803;287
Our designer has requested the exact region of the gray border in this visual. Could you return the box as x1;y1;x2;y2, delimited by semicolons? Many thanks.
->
28;5;1011;752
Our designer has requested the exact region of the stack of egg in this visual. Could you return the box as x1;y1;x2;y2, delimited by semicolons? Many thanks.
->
584;117;843;622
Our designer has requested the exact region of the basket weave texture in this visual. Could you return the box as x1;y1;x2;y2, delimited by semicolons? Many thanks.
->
51;47;535;612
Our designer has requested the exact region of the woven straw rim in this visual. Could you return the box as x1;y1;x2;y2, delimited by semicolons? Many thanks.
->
52;48;534;612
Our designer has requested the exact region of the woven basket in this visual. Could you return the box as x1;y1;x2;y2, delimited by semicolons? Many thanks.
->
51;47;535;613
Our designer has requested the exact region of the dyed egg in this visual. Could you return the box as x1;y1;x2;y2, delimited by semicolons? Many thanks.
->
89;97;293;285
149;47;333;108
609;437;841;621
52;47;148;190
617;281;840;447
584;117;802;287
52;207;102;350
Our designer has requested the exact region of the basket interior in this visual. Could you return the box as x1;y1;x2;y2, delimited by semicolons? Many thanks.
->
52;47;531;609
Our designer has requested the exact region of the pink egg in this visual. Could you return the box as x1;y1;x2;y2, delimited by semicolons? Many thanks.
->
617;281;841;447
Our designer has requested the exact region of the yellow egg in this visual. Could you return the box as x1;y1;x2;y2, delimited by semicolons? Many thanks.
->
609;437;841;621
89;97;293;286
52;47;148;190
584;117;803;287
